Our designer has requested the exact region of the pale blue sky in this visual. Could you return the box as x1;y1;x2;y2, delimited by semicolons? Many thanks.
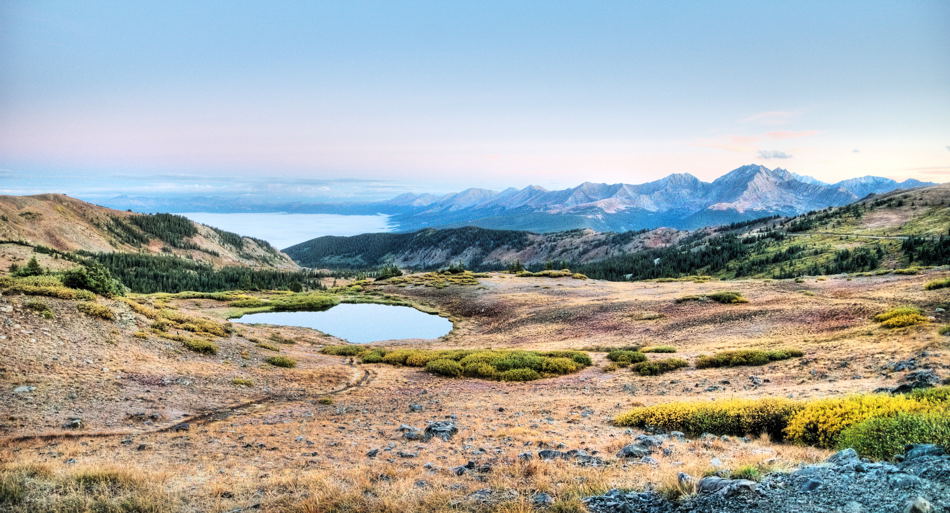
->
1;0;948;197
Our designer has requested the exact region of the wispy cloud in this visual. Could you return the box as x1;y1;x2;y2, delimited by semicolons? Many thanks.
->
757;150;792;159
739;111;798;126
766;130;819;139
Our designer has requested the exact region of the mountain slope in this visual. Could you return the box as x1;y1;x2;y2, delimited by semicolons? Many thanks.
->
382;165;936;232
284;226;686;270
0;194;297;269
288;185;949;278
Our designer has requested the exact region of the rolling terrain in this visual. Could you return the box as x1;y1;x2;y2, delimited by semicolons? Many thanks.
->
287;184;950;277
0;194;297;270
1;262;947;512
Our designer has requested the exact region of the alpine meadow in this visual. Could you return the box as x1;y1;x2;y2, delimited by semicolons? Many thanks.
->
1;2;949;513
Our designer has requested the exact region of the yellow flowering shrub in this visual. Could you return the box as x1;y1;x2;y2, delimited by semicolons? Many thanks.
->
873;306;928;328
615;398;803;440
784;394;931;448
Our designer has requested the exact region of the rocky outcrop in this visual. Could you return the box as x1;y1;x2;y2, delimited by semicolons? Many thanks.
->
584;445;950;513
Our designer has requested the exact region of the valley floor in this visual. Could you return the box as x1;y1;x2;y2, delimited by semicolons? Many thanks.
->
1;270;948;512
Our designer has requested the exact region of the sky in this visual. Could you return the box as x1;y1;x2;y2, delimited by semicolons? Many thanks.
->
1;0;949;201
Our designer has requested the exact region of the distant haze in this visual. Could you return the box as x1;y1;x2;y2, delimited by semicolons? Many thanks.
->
180;212;393;250
1;2;948;187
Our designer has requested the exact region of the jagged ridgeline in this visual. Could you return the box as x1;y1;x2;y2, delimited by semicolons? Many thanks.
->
286;184;949;279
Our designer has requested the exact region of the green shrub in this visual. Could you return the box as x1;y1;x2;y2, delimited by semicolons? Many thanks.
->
924;277;950;290
676;291;748;304
873;306;922;321
706;291;748;304
183;338;218;355
641;345;676;353
499;368;541;381
581;345;641;352
940;325;950;336
265;356;297;368
321;345;368;357
77;302;115;320
231;378;254;387
61;262;124;297
630;358;688;376
908;385;950;404
462;361;497;379
24;300;53;319
268;294;338;312
322;346;589;381
838;413;950;460
607;350;647;364
541;350;593;366
784;394;930;448
405;351;439;367
257;342;280;351
360;350;385;363
695;349;802;368
879;314;928;328
317;397;334;405
541;357;579;375
425;358;463;377
615;398;803;440
494;351;543;372
381;349;420;366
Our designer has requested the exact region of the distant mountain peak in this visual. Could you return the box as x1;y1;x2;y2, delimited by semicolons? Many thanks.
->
378;166;936;232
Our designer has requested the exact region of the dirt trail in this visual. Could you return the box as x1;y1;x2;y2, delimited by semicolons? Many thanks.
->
1;360;375;445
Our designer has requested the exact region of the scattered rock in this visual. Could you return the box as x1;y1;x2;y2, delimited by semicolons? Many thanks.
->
409;404;424;412
424;421;458;441
366;448;379;458
889;369;941;393
12;385;35;394
533;492;554;507
616;443;652;459
904;496;933;513
584;445;950;513
62;417;82;429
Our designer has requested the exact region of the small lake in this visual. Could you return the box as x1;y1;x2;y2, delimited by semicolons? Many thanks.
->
231;303;453;343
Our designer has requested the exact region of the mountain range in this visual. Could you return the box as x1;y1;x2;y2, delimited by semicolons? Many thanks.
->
285;184;950;276
380;165;935;232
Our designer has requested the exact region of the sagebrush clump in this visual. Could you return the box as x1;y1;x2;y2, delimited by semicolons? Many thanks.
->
77;302;115;320
630;358;688;376
615;389;950;453
837;412;950;460
784;394;934;448
695;348;802;368
641;345;676;353
607;350;646;365
615;398;803;440
265;356;297;368
182;338;218;355
676;291;748;304
873;306;928;328
320;345;590;381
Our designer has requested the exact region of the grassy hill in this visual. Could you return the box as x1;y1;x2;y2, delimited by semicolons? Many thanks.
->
0;194;297;270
